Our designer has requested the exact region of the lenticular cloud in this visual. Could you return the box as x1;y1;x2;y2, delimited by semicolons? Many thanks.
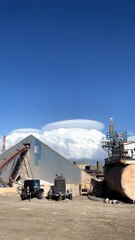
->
43;119;104;131
0;119;106;162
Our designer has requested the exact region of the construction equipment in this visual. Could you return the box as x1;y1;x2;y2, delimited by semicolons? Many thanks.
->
20;179;44;200
47;175;72;201
0;144;32;187
102;118;135;202
79;178;91;196
79;183;89;195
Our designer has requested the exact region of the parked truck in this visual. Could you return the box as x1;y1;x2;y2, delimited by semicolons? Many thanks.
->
47;175;72;201
20;179;44;200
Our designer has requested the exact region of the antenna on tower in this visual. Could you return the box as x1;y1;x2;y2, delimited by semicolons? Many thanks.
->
109;117;115;139
2;135;6;153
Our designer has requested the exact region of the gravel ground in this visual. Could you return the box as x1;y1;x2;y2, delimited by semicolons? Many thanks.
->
0;194;135;240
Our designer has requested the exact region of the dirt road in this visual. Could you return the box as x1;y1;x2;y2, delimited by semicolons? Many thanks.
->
0;194;135;240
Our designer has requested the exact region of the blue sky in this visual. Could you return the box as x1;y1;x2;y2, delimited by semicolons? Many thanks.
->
0;0;135;136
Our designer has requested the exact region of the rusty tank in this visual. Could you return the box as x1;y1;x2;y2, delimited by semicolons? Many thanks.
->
102;118;135;201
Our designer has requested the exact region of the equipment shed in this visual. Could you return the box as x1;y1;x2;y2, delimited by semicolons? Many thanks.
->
0;135;90;195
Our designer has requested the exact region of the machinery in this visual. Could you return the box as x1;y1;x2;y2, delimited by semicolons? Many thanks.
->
47;175;72;201
79;178;91;196
102;118;135;201
20;179;44;200
79;183;89;195
0;143;33;187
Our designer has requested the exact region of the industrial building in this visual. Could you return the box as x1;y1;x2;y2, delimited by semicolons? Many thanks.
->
0;135;90;196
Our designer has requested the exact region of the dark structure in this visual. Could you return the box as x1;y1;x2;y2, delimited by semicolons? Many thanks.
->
20;179;44;200
47;175;72;201
102;118;135;201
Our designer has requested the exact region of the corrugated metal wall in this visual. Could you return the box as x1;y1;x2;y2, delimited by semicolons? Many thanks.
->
0;135;90;185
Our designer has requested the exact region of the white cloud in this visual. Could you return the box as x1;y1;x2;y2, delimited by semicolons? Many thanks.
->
42;119;104;131
127;132;135;141
128;136;135;141
6;129;41;149
0;119;106;162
